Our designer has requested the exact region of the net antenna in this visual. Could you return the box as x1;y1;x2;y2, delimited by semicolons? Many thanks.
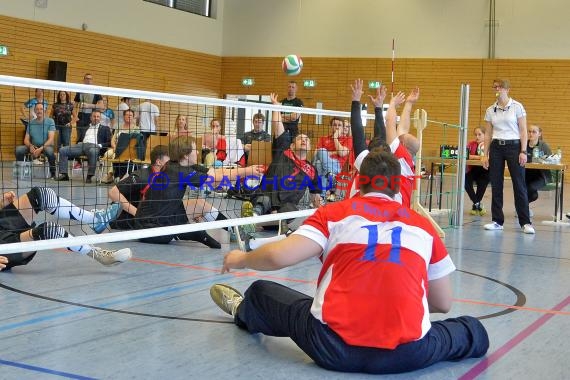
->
391;38;395;97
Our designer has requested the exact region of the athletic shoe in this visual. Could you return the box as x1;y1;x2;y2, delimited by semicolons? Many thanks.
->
88;247;132;266
522;224;536;234
566;212;570;220
470;204;479;216
233;225;252;252
240;201;257;235
484;222;503;231
477;204;487;216
55;173;69;181
91;203;121;234
210;284;244;316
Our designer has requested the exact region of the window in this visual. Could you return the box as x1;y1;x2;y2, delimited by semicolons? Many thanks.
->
144;0;211;17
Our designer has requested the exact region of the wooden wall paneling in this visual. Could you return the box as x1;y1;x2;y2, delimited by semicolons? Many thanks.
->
0;15;222;160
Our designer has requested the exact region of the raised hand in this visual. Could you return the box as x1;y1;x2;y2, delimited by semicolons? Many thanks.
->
351;79;364;102
269;93;280;105
369;85;387;108
406;87;420;104
390;91;406;108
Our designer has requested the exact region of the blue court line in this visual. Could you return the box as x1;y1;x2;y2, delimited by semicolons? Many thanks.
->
0;273;233;332
0;358;97;379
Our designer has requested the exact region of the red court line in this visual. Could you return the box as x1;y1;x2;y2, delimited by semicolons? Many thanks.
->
133;257;568;315
458;295;570;380
132;257;317;283
130;257;220;272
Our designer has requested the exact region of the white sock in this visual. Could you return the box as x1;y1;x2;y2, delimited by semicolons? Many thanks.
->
248;234;287;250
50;197;96;224
203;207;219;222
65;233;93;255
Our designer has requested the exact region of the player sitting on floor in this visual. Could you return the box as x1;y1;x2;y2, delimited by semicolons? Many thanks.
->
210;149;489;374
0;188;130;271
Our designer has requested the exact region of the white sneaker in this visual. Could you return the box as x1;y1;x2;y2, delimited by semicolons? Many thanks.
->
484;222;503;231
88;247;132;266
522;224;536;234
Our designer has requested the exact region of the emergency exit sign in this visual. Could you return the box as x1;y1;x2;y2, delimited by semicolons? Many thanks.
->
368;81;381;89
241;78;254;86
0;46;8;56
303;79;316;88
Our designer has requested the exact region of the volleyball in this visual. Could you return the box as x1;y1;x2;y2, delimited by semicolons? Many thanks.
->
282;54;303;76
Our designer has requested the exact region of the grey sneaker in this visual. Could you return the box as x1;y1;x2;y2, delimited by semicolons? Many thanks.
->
210;284;244;316
233;225;252;252
88;247;132;266
91;203;121;234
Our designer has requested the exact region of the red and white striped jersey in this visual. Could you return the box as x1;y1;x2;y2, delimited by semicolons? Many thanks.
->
294;193;455;349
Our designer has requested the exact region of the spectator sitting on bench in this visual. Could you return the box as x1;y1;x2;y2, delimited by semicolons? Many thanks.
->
104;109;146;184
202;118;226;167
525;124;552;209
243;112;271;164
56;110;112;184
15;103;57;179
313;116;353;201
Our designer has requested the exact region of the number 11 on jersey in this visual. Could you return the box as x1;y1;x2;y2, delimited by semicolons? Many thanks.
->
360;225;402;264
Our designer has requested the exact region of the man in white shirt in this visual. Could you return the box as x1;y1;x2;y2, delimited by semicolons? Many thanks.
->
137;98;160;141
56;110;112;183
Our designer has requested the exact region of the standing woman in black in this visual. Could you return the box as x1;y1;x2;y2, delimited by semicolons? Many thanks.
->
481;79;535;234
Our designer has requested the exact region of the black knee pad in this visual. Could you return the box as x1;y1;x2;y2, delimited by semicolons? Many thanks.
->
2;252;37;270
26;187;58;213
31;221;68;240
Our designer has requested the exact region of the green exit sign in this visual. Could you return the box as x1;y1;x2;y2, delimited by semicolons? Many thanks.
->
241;78;254;87
0;45;8;56
368;81;381;89
303;79;316;88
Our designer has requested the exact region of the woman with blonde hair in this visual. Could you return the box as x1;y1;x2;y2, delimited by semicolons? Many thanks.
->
174;114;192;136
525;124;552;205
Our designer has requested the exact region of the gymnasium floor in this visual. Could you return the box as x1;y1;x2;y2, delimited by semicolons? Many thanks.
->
0;170;569;380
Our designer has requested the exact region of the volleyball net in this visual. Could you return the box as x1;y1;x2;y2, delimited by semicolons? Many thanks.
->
0;74;460;255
